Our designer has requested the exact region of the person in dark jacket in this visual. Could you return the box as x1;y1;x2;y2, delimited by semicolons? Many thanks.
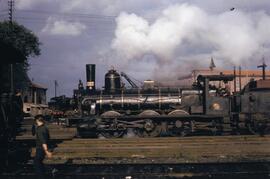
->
33;115;52;179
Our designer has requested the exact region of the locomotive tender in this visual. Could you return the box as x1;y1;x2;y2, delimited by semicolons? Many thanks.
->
75;64;270;138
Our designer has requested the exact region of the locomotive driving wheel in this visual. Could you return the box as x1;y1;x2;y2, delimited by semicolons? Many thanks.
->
100;124;126;138
246;114;270;135
135;119;162;137
170;121;193;137
168;110;191;137
135;110;161;137
100;111;126;138
247;120;269;135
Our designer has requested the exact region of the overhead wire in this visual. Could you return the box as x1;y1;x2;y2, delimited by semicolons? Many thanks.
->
13;9;116;27
14;16;116;24
17;9;117;20
4;8;153;28
2;8;152;35
13;10;117;33
14;18;115;30
16;9;153;21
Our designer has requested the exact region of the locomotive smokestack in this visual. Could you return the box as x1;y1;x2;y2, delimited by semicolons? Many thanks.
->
86;64;95;91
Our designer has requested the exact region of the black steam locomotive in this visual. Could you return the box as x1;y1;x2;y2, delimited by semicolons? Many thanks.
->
0;42;25;170
75;64;270;138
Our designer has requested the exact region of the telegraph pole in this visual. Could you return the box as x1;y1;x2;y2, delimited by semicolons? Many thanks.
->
8;0;14;93
8;0;14;23
257;58;267;80
54;80;58;97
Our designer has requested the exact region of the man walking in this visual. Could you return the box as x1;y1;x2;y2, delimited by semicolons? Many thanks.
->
33;115;52;179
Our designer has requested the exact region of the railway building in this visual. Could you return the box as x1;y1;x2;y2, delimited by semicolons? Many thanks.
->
22;82;49;116
178;59;270;92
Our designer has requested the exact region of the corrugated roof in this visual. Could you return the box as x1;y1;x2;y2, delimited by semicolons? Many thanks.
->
179;69;270;80
222;70;270;77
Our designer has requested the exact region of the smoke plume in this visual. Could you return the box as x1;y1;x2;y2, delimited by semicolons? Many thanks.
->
111;3;270;81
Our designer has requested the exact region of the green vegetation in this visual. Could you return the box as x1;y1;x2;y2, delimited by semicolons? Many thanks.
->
0;21;41;92
0;21;41;61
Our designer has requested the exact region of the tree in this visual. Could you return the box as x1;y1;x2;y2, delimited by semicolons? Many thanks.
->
0;21;41;93
0;21;41;62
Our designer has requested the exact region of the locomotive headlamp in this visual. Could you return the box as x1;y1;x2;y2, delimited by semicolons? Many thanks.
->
90;103;96;114
91;103;96;110
211;102;221;110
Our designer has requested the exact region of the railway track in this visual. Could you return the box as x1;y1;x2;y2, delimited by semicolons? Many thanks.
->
2;162;270;178
16;122;76;140
2;119;270;178
46;135;270;164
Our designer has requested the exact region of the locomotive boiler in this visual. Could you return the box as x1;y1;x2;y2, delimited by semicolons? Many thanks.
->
75;64;270;138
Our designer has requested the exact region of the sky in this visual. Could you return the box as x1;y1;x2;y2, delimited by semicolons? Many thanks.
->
0;0;270;99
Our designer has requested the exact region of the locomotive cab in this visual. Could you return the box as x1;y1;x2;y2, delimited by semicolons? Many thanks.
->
239;79;270;134
195;74;234;116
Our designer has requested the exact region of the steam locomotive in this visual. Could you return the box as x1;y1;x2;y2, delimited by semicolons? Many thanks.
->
0;42;25;170
75;64;270;138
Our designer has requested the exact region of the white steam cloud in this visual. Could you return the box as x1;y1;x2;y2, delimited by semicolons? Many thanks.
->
41;17;86;36
112;3;270;69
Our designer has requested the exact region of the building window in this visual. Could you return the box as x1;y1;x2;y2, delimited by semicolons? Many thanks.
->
38;96;42;104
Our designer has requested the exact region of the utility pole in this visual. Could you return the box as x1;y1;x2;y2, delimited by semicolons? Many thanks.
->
233;66;236;93
54;80;58;97
238;66;242;91
257;58;267;80
8;0;14;23
8;0;14;93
